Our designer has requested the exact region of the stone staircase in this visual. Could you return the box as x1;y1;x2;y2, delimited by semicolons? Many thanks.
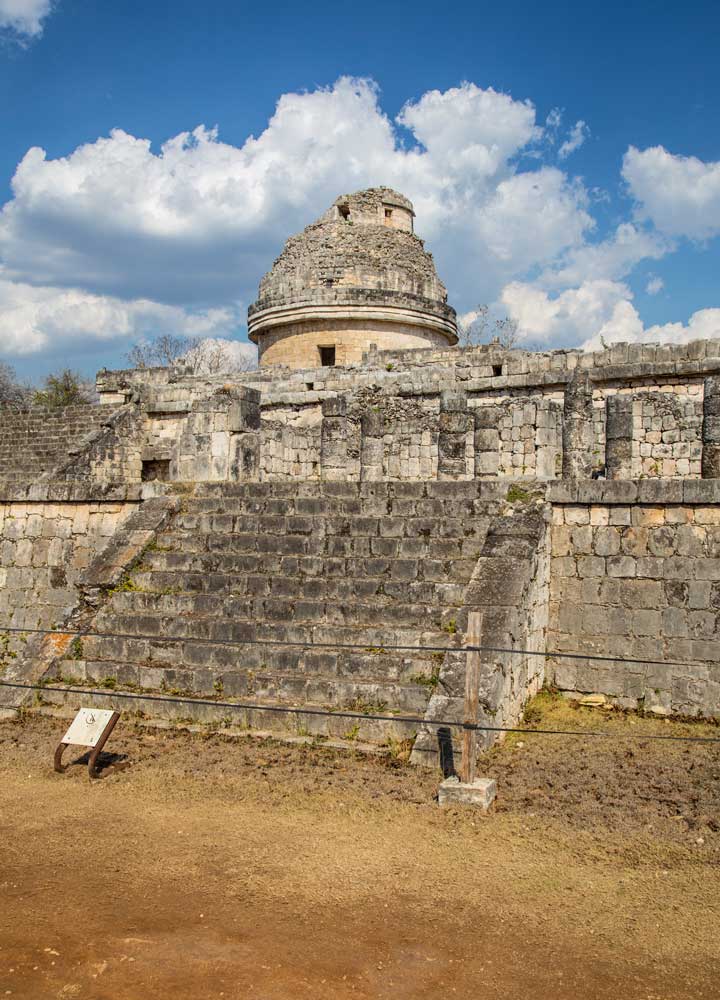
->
52;481;548;754
0;404;119;484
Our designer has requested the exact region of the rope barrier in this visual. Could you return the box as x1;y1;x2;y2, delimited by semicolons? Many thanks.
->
1;678;719;744
0;624;711;670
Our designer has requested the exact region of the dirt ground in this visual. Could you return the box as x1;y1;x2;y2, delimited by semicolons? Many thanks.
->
1;695;719;1000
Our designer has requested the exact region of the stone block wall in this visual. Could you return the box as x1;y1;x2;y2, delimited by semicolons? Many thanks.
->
255;318;453;369
6;338;720;743
380;395;441;480
547;481;720;717
0;487;138;646
490;397;562;478
633;392;702;478
84;338;720;486
260;405;322;479
51;387;262;487
412;493;549;762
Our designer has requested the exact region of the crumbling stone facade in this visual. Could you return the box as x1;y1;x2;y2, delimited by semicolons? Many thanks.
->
3;195;720;758
0;489;137;638
2;335;720;758
248;188;458;368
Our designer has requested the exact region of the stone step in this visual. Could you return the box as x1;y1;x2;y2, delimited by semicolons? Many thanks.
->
108;589;464;629
104;588;516;639
69;635;442;682
90;609;451;651
129;569;467;606
38;679;421;743
190;480;512;501
168;513;491;539
161;530;489;560
29;479;546;758
0;404;120;481
141;547;479;580
52;656;431;713
173;497;504;518
197;527;481;551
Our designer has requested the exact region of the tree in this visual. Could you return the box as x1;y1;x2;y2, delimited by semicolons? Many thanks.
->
127;334;194;369
33;369;96;408
457;306;521;349
127;335;257;375
0;363;31;410
183;338;257;375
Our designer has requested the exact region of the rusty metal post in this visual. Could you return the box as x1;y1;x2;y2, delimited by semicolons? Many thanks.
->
54;710;120;779
87;711;120;779
460;612;482;784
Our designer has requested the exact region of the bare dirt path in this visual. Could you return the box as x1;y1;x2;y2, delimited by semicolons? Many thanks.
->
1;699;719;999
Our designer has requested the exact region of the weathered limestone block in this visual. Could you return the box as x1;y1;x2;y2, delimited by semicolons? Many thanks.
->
231;433;260;480
228;387;261;481
81;496;180;590
321;396;351;481
562;370;594;479
360;410;385;481
605;395;634;479
473;406;500;477
702;376;720;478
438;389;472;480
228;387;261;433
438;776;497;810
173;387;263;483
0;495;164;710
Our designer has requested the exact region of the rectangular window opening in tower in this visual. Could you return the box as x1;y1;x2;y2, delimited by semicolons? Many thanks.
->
338;204;350;220
319;346;336;367
384;208;393;225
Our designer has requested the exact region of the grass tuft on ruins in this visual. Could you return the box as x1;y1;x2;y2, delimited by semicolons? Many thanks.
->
2;187;720;761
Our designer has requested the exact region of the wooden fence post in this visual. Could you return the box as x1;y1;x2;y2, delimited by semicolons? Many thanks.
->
460;611;482;784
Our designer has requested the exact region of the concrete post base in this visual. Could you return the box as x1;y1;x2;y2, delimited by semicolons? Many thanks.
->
438;776;497;811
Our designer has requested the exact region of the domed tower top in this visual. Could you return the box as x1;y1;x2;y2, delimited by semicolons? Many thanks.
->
248;187;457;369
326;186;415;232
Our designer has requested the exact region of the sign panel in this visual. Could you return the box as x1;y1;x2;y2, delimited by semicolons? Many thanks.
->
62;708;117;748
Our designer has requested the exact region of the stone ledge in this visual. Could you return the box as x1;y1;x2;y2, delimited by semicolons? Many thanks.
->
0;482;148;503
81;495;181;589
545;479;720;505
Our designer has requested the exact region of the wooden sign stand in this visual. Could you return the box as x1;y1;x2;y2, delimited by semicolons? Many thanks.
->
460;610;482;784
54;708;121;779
438;610;497;810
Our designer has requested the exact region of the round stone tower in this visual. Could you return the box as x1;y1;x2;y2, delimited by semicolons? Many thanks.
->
248;187;458;369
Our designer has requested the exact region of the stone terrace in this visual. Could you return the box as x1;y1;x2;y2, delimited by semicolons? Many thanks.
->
50;481;547;758
0;404;120;484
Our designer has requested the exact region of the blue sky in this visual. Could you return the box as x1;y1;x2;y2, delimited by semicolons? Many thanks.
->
1;0;719;380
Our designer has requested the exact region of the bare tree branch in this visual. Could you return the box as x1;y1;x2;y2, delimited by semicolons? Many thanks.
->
127;334;194;369
457;306;521;349
0;363;31;411
127;336;257;374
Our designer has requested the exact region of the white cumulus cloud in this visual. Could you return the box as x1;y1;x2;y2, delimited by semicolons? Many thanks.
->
0;0;53;38
500;277;720;351
500;279;634;347
646;275;664;295
623;145;720;240
539;222;670;289
0;77;602;356
1;76;718;361
558;120;589;160
0;272;243;357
